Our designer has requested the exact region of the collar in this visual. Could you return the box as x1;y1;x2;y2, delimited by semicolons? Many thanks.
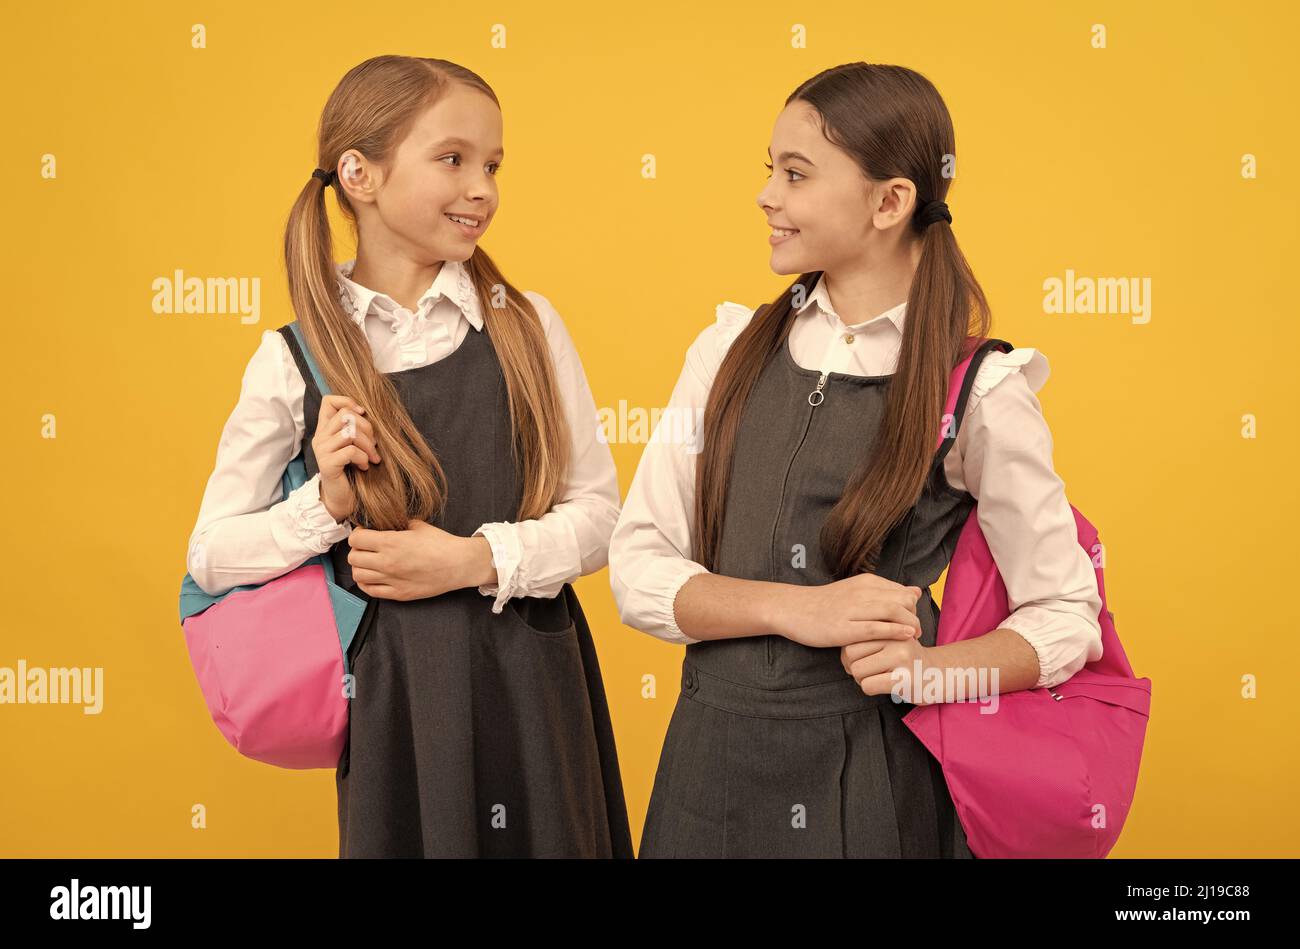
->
795;272;908;335
335;257;484;332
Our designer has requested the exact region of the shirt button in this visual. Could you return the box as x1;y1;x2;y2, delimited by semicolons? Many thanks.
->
844;333;855;345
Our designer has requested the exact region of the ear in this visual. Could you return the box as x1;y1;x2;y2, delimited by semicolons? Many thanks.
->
336;149;380;204
871;177;918;231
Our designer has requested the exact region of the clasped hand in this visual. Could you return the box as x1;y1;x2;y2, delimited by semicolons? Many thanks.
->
780;573;934;702
347;519;473;602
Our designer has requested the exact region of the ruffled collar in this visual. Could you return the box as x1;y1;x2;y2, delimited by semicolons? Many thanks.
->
333;257;483;367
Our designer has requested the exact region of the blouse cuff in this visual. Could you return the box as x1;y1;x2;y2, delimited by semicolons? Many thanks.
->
997;609;1099;691
661;559;711;645
473;522;522;614
286;472;351;553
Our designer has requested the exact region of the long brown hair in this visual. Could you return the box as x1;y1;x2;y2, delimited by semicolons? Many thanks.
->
283;55;569;532
693;63;991;577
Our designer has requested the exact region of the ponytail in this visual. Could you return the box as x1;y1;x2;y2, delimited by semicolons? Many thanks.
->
280;55;571;531
693;62;991;576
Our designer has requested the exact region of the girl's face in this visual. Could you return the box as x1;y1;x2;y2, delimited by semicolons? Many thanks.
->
353;84;504;262
756;100;893;276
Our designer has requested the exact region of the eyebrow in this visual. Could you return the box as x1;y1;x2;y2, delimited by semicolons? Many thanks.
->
429;136;505;159
768;146;815;166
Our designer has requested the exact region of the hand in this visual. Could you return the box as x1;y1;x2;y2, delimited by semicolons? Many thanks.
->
347;519;476;601
775;573;924;649
313;395;381;523
841;636;933;702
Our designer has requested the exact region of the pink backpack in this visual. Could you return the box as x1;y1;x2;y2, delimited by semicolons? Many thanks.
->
901;337;1152;858
178;321;368;769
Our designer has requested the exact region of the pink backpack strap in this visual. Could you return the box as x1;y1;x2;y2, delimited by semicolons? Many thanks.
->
932;336;1015;456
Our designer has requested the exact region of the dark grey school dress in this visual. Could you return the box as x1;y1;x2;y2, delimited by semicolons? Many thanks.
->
278;322;634;859
638;332;1007;858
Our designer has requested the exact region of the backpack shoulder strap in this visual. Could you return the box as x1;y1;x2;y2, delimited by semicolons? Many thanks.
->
277;321;332;398
933;336;1014;464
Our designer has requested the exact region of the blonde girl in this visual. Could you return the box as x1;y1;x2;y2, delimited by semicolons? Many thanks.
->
188;56;633;858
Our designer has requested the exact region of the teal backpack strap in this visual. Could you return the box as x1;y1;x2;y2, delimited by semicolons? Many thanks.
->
180;323;344;623
278;321;346;582
286;321;332;397
279;323;368;668
181;321;367;677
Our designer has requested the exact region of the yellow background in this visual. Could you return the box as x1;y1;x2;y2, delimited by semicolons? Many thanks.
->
4;0;1297;856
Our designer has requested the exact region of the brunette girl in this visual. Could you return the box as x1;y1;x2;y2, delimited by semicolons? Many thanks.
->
609;63;1103;858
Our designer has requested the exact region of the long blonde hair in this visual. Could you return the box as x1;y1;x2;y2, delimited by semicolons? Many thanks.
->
283;55;569;531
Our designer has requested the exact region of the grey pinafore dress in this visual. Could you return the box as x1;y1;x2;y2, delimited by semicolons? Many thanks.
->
278;321;634;859
639;332;1007;858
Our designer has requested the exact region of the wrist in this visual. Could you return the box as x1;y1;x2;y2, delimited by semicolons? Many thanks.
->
460;534;498;590
317;476;352;524
760;581;805;639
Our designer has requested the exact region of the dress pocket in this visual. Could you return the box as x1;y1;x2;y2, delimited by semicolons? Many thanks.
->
499;594;577;640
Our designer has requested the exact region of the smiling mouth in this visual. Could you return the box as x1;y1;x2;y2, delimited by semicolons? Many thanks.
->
771;226;798;238
445;213;482;230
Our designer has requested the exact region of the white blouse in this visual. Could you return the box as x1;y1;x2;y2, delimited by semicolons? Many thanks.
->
186;257;621;613
607;274;1104;690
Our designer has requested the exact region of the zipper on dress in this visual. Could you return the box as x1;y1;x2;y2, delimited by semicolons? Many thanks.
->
766;372;829;669
808;372;828;406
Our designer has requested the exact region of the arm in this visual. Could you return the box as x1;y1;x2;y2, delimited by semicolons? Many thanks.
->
672;572;923;645
468;291;622;612
186;331;352;596
609;303;754;643
919;627;1043;695
929;350;1105;693
610;303;924;648
670;573;799;642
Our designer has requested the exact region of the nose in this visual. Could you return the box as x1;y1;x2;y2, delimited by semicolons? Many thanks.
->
756;183;776;214
467;168;496;202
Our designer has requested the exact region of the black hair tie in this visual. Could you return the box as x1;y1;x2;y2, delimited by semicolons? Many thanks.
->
312;167;337;188
916;199;952;229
